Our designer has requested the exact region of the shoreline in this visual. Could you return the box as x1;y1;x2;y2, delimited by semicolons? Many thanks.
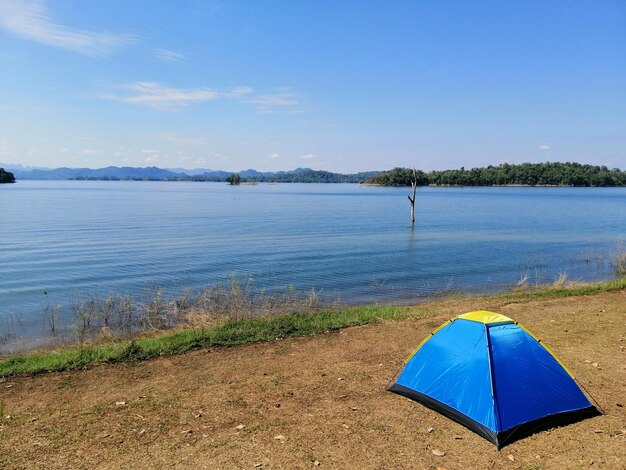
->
1;276;624;377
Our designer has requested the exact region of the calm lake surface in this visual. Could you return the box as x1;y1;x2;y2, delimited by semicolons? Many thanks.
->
1;181;625;351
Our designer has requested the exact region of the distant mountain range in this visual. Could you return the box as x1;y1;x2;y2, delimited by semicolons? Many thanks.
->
1;163;379;184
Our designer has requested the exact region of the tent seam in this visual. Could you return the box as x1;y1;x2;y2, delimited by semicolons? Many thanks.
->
485;324;502;443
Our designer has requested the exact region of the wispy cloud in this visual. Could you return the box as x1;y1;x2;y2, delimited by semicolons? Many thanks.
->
301;154;316;160
269;153;280;159
0;0;136;56
225;86;254;98
539;144;551;150
155;48;186;62
248;93;298;107
107;82;253;111
246;91;303;114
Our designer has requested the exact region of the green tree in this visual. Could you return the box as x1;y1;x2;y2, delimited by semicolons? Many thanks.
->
226;174;241;185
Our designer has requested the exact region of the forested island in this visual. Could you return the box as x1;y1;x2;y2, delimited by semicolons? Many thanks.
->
366;162;626;187
0;168;16;183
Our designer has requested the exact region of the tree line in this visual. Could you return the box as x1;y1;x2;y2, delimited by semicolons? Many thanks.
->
65;169;379;183
366;163;626;187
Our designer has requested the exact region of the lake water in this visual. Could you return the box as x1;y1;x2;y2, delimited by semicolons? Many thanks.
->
1;181;625;352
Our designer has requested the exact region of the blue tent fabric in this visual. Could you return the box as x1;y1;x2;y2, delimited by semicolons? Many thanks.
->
388;312;600;448
489;324;594;432
395;319;495;431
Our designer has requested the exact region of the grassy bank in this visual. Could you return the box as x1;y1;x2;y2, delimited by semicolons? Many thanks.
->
1;277;624;377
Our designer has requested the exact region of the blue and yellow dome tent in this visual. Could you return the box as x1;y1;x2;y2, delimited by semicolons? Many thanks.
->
388;311;600;448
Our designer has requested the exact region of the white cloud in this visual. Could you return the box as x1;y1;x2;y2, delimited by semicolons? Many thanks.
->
539;144;551;150
140;149;159;154
224;86;253;98
301;154;316;160
269;153;280;159
82;148;103;155
246;91;304;114
155;48;186;62
109;82;253;111
0;0;136;56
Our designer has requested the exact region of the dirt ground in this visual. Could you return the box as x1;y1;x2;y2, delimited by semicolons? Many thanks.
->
1;291;625;469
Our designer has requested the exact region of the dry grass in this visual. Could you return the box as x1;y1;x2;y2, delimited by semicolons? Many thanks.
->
614;245;626;275
9;276;337;353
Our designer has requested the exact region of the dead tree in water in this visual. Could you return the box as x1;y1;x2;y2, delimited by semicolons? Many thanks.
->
407;168;417;225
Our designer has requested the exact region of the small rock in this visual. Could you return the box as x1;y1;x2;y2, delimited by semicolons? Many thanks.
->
202;434;209;438
453;434;462;440
181;429;192;434
351;407;358;412
427;427;434;433
313;461;320;466
342;424;350;429
585;360;592;364
431;449;446;457
337;377;344;381
508;455;515;461
592;362;598;368
274;434;285;441
235;424;245;431
254;464;263;468
195;411;203;418
616;403;623;408
138;429;146;435
594;429;603;434
115;401;127;406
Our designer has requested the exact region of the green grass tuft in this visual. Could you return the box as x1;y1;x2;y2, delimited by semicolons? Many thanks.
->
0;305;422;377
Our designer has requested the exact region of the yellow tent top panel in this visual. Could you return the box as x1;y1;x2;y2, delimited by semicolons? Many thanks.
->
458;310;513;325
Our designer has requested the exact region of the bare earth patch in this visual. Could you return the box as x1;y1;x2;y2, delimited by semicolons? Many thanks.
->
1;291;625;469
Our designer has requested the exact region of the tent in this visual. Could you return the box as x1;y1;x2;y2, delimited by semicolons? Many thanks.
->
388;310;600;448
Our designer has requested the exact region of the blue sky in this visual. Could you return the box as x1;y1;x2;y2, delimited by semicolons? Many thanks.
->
0;0;624;172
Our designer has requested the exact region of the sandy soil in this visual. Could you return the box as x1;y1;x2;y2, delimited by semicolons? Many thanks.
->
1;291;625;469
